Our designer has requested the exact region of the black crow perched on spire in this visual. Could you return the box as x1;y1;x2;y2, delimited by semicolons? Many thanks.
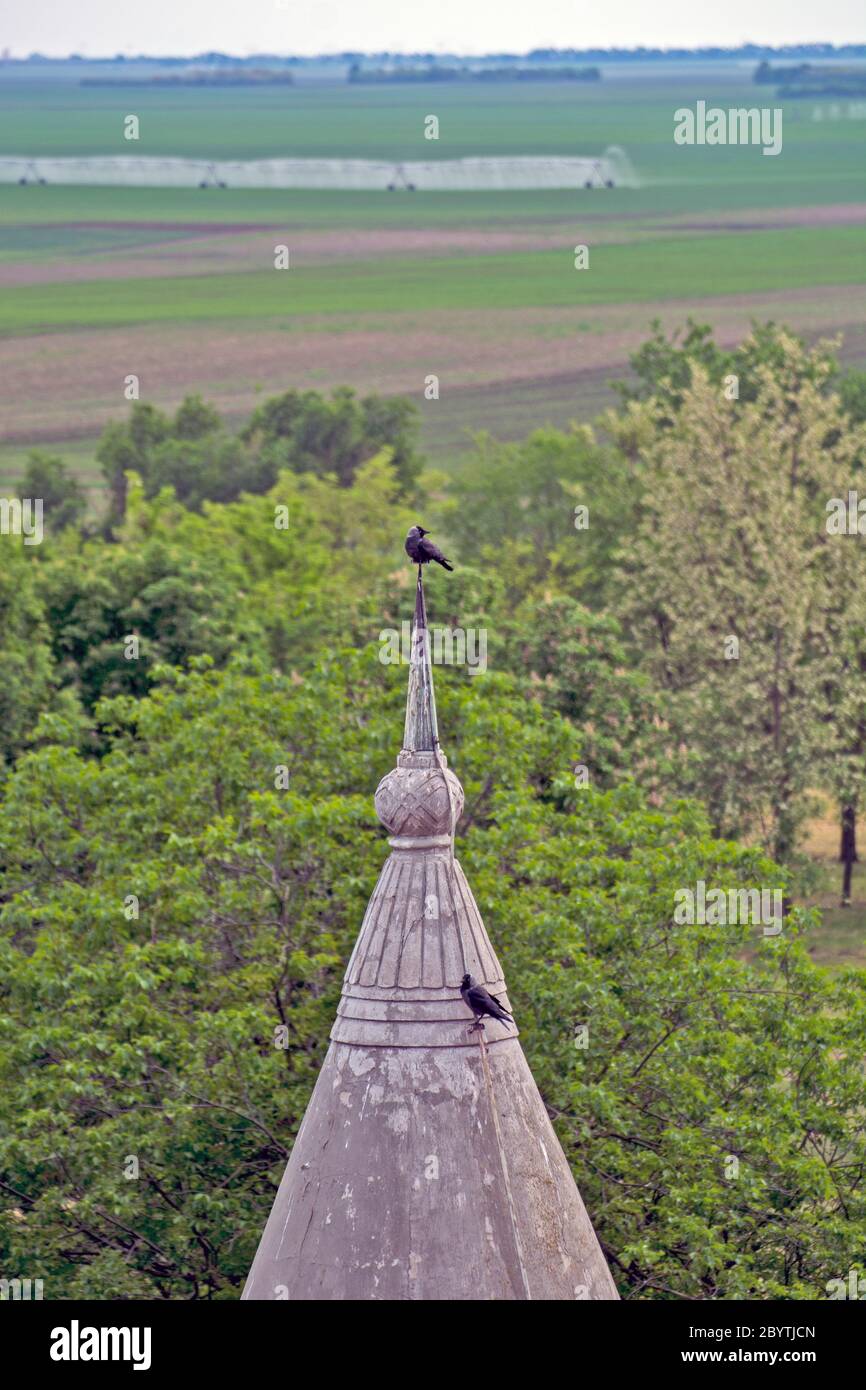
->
405;525;453;571
460;973;513;1032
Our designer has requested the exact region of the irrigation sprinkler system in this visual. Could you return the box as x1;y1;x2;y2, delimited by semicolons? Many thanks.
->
0;148;638;191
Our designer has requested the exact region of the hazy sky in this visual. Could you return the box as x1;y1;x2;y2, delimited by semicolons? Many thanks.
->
0;0;863;59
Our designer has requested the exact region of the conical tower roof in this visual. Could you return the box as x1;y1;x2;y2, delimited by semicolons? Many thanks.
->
242;570;619;1300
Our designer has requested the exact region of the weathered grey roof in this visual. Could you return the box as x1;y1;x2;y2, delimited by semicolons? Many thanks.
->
242;570;619;1300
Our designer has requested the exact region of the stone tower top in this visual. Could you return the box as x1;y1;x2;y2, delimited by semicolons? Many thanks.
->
242;564;619;1301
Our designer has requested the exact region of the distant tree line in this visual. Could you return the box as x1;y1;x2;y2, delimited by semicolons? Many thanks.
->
13;44;866;67
81;69;294;87
348;63;600;83
754;60;866;96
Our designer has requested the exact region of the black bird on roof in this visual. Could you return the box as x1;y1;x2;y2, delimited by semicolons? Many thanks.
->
405;525;454;571
460;973;513;1032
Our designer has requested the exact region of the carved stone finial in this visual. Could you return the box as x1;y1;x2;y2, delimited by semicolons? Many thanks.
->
374;754;464;842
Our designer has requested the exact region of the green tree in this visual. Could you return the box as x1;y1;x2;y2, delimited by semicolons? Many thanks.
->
499;594;656;784
32;479;266;711
144;435;274;512
613;318;836;424
242;385;421;495
171;394;222;440
97;398;267;519
17;452;87;532
97;389;423;525
612;331;866;865
445;425;636;607
0;543;61;768
97;402;170;525
31;455;415;712
837;368;866;428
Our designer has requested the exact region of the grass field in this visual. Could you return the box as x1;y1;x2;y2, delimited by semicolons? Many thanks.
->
0;65;864;485
3;227;863;328
2;67;864;178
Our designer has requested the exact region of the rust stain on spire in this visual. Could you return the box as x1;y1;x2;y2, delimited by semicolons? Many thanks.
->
242;570;619;1301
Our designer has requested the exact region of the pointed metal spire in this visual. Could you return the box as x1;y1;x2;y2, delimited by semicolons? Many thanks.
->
402;568;439;753
242;565;619;1301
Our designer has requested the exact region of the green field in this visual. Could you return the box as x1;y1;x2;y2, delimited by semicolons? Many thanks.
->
0;65;864;483
2;227;863;331
2;68;864;177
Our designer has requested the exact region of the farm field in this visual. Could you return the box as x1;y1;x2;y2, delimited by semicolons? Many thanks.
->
0;65;864;492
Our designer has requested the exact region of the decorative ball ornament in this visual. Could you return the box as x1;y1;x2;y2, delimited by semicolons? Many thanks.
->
375;753;464;840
